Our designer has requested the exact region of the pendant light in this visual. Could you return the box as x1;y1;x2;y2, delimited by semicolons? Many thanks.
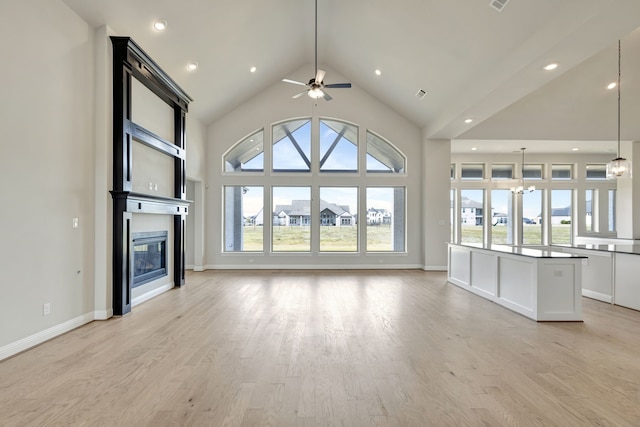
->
511;148;535;194
606;40;632;179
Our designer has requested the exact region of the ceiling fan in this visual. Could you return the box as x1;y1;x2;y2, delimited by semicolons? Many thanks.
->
282;0;351;101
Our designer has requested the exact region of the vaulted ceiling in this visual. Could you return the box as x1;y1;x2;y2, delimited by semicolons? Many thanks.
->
62;0;640;153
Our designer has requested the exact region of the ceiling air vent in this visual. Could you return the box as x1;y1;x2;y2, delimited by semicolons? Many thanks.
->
415;89;427;100
489;0;511;12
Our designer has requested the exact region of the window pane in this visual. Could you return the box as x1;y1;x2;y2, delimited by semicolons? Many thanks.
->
461;164;484;180
224;186;263;252
319;187;357;252
491;190;512;244
366;187;405;252
523;164;543;179
224;129;264;172
460;189;484;243
366;131;405;173
272;187;311;252
492;164;513;179
320;119;358;172
585;189;593;232
586;164;606;180
551;189;572;244
609;189;616;232
273;119;311;172
522;190;542;245
451;164;455;180
551;164;573;180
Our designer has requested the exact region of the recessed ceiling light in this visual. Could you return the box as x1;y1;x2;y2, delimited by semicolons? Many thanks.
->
471;147;477;151
572;148;579;151
607;82;617;90
250;66;257;73
187;62;198;71
375;69;382;76
464;118;473;124
543;63;558;71
153;19;168;31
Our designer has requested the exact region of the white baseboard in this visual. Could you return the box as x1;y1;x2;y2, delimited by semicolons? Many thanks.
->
423;265;447;271
0;312;94;361
582;289;613;303
132;283;174;307
193;266;206;272
93;308;113;320
185;264;195;270
205;263;423;270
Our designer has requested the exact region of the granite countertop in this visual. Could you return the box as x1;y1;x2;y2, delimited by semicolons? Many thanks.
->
552;243;640;256
451;243;586;259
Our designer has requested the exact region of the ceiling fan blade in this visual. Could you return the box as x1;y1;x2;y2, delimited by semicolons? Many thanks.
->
292;90;308;99
283;78;308;87
322;91;332;101
315;69;326;84
324;83;351;89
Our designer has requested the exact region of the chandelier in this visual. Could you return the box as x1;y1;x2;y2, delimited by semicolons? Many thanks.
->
606;40;632;179
511;148;535;194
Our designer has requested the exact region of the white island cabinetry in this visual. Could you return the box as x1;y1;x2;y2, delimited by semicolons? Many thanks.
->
448;243;584;321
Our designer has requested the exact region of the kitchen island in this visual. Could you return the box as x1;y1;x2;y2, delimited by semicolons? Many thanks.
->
448;243;586;321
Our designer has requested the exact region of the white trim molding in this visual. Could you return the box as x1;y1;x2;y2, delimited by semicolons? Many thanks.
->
0;312;94;361
132;283;174;307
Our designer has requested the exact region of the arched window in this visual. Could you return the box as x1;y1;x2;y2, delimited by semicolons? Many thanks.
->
366;130;406;173
224;129;264;172
222;117;407;254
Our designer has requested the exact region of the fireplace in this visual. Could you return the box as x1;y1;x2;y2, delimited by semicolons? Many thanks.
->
132;231;168;288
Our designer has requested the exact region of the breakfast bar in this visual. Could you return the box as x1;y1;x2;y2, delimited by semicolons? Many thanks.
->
448;243;586;321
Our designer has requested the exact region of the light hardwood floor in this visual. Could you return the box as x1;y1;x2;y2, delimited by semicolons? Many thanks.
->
1;270;640;426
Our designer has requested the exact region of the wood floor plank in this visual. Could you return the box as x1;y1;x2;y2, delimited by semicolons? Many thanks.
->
1;269;640;426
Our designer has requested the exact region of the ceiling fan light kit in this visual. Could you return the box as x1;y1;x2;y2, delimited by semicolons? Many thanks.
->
282;0;352;101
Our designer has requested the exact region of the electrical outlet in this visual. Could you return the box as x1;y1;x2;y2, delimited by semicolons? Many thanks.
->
43;303;51;316
72;217;79;228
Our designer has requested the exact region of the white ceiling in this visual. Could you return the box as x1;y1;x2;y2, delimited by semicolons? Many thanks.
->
61;0;640;154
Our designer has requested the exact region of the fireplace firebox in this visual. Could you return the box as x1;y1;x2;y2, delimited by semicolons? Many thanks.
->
132;231;168;287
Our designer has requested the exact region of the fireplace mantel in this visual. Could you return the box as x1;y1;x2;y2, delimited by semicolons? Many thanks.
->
110;37;193;316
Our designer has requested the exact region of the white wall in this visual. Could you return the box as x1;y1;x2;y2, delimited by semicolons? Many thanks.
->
0;0;96;350
423;138;451;269
206;65;425;268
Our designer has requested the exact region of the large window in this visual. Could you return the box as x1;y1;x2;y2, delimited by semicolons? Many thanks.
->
585;189;594;232
320;120;358;172
224;129;264;172
551;189;573;244
609;189;616;232
223;117;408;255
366;131;405;173
272;187;311;252
522;190;542;245
366;187;405;252
491;190;512;244
452;155;617;246
273;119;311;172
224;186;264;252
320;187;358;252
460;189;484;243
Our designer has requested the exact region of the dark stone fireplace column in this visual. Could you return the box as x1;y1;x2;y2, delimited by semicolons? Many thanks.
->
110;37;193;316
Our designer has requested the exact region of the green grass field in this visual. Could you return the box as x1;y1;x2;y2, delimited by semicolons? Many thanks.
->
238;225;395;252
461;224;571;244
235;224;571;252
